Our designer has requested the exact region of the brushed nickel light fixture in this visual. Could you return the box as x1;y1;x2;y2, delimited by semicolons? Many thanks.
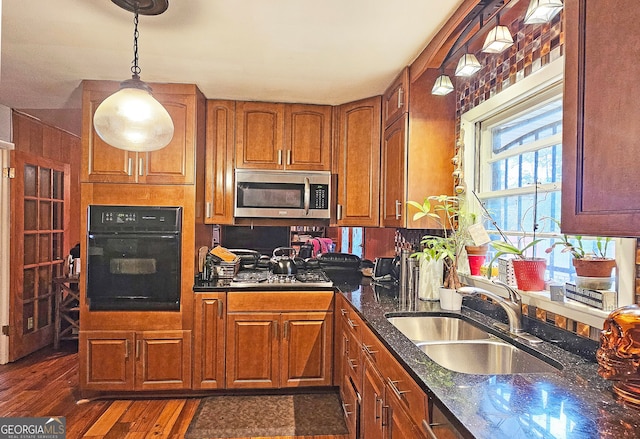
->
524;0;564;25
93;0;174;152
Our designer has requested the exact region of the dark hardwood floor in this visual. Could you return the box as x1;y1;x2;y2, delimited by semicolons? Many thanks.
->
0;342;348;439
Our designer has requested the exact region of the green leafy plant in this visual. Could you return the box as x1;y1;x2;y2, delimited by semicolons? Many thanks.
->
544;218;612;259
407;195;468;290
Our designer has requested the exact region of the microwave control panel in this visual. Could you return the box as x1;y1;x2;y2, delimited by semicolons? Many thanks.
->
311;184;329;209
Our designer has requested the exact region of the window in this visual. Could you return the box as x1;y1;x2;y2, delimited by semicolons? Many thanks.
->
460;59;634;313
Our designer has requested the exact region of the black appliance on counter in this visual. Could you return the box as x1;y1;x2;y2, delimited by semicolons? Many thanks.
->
87;205;182;311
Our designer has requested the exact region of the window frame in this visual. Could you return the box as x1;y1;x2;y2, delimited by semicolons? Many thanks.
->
459;57;635;328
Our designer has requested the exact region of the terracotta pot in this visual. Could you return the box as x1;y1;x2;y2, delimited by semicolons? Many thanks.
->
511;258;546;291
465;244;489;256
573;258;616;277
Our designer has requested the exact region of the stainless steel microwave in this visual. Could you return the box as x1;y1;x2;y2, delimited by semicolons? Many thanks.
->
235;169;331;219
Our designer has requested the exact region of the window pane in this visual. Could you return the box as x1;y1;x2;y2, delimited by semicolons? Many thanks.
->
491;100;563;154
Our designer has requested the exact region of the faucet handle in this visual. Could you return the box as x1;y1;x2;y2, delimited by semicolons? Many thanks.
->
492;280;521;304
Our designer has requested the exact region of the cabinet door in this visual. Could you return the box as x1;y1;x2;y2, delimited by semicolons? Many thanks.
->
386;386;424;439
204;100;235;224
193;294;226;389
141;92;195;185
361;357;385;439
334;96;382;227
381;114;408;227
81;86;136;184
341;372;360;439
135;330;192;391
236;101;285;169
383;67;409;128
226;312;280;388
562;0;640;236
281;312;333;387
284;104;332;171
79;330;135;391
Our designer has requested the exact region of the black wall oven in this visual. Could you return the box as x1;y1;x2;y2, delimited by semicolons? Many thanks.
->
87;205;182;311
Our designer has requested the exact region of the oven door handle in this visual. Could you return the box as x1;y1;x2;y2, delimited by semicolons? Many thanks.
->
304;177;310;216
88;232;179;240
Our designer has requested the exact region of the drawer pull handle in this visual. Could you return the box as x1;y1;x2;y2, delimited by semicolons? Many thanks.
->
387;378;410;398
362;344;378;356
342;402;353;417
347;318;358;329
421;420;439;439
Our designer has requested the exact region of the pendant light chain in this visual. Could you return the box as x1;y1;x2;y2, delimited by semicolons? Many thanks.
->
131;11;141;78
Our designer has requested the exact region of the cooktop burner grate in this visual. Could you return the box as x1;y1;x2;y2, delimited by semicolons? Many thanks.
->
231;269;333;288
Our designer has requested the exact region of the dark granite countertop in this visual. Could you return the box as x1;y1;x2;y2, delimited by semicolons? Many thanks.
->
338;280;640;439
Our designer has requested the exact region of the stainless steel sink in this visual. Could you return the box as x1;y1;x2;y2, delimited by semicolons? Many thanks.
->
386;315;491;343
418;340;561;375
386;314;561;375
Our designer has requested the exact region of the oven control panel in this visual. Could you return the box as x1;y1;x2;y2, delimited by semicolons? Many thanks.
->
88;205;182;232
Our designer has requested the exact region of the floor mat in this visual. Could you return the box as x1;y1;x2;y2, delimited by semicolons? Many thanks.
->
184;391;349;438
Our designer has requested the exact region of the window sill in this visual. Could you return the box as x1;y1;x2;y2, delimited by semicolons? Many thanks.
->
459;273;609;329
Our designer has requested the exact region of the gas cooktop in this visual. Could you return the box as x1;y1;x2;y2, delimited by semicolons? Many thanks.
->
230;269;333;288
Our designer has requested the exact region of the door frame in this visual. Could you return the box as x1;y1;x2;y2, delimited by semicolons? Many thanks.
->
0;145;15;364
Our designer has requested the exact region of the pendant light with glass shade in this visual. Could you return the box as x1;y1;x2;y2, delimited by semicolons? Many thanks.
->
524;0;563;25
455;52;482;77
482;16;514;54
432;73;455;96
93;0;174;152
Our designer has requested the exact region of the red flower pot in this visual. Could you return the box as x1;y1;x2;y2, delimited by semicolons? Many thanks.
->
511;259;546;291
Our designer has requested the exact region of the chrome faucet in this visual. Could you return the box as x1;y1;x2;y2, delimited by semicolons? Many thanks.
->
458;280;524;334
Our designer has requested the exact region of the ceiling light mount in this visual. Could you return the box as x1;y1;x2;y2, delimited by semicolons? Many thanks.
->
111;0;169;16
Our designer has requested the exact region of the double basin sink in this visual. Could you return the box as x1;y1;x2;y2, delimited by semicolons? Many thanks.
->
386;314;562;375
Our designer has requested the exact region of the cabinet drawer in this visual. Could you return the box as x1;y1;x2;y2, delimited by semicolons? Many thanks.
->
227;291;334;312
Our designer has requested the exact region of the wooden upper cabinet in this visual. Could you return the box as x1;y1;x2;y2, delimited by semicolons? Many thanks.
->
334;96;382;227
204;100;235;224
562;0;640;237
284;104;332;171
382;67;409;128
81;80;201;185
404;69;456;229
381;114;408;228
236;101;331;171
235;101;285;169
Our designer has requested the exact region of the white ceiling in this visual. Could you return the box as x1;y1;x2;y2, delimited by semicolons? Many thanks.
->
0;0;464;133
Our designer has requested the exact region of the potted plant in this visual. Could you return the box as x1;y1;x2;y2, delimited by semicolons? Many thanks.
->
489;239;546;291
407;195;471;309
545;219;615;284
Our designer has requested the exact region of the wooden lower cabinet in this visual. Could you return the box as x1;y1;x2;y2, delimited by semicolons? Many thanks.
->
226;308;333;389
80;330;192;392
361;357;385;439
225;291;334;389
336;296;428;439
193;293;226;389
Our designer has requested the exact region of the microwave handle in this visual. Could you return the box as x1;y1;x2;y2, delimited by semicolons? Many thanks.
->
304;177;310;215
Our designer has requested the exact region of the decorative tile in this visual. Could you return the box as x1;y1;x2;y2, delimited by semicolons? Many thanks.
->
555;315;567;329
577;322;591;338
535;308;547;322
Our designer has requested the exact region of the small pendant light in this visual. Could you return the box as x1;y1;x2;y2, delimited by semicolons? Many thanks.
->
482;20;514;54
93;0;174;152
524;0;564;25
455;53;482;77
431;74;454;96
